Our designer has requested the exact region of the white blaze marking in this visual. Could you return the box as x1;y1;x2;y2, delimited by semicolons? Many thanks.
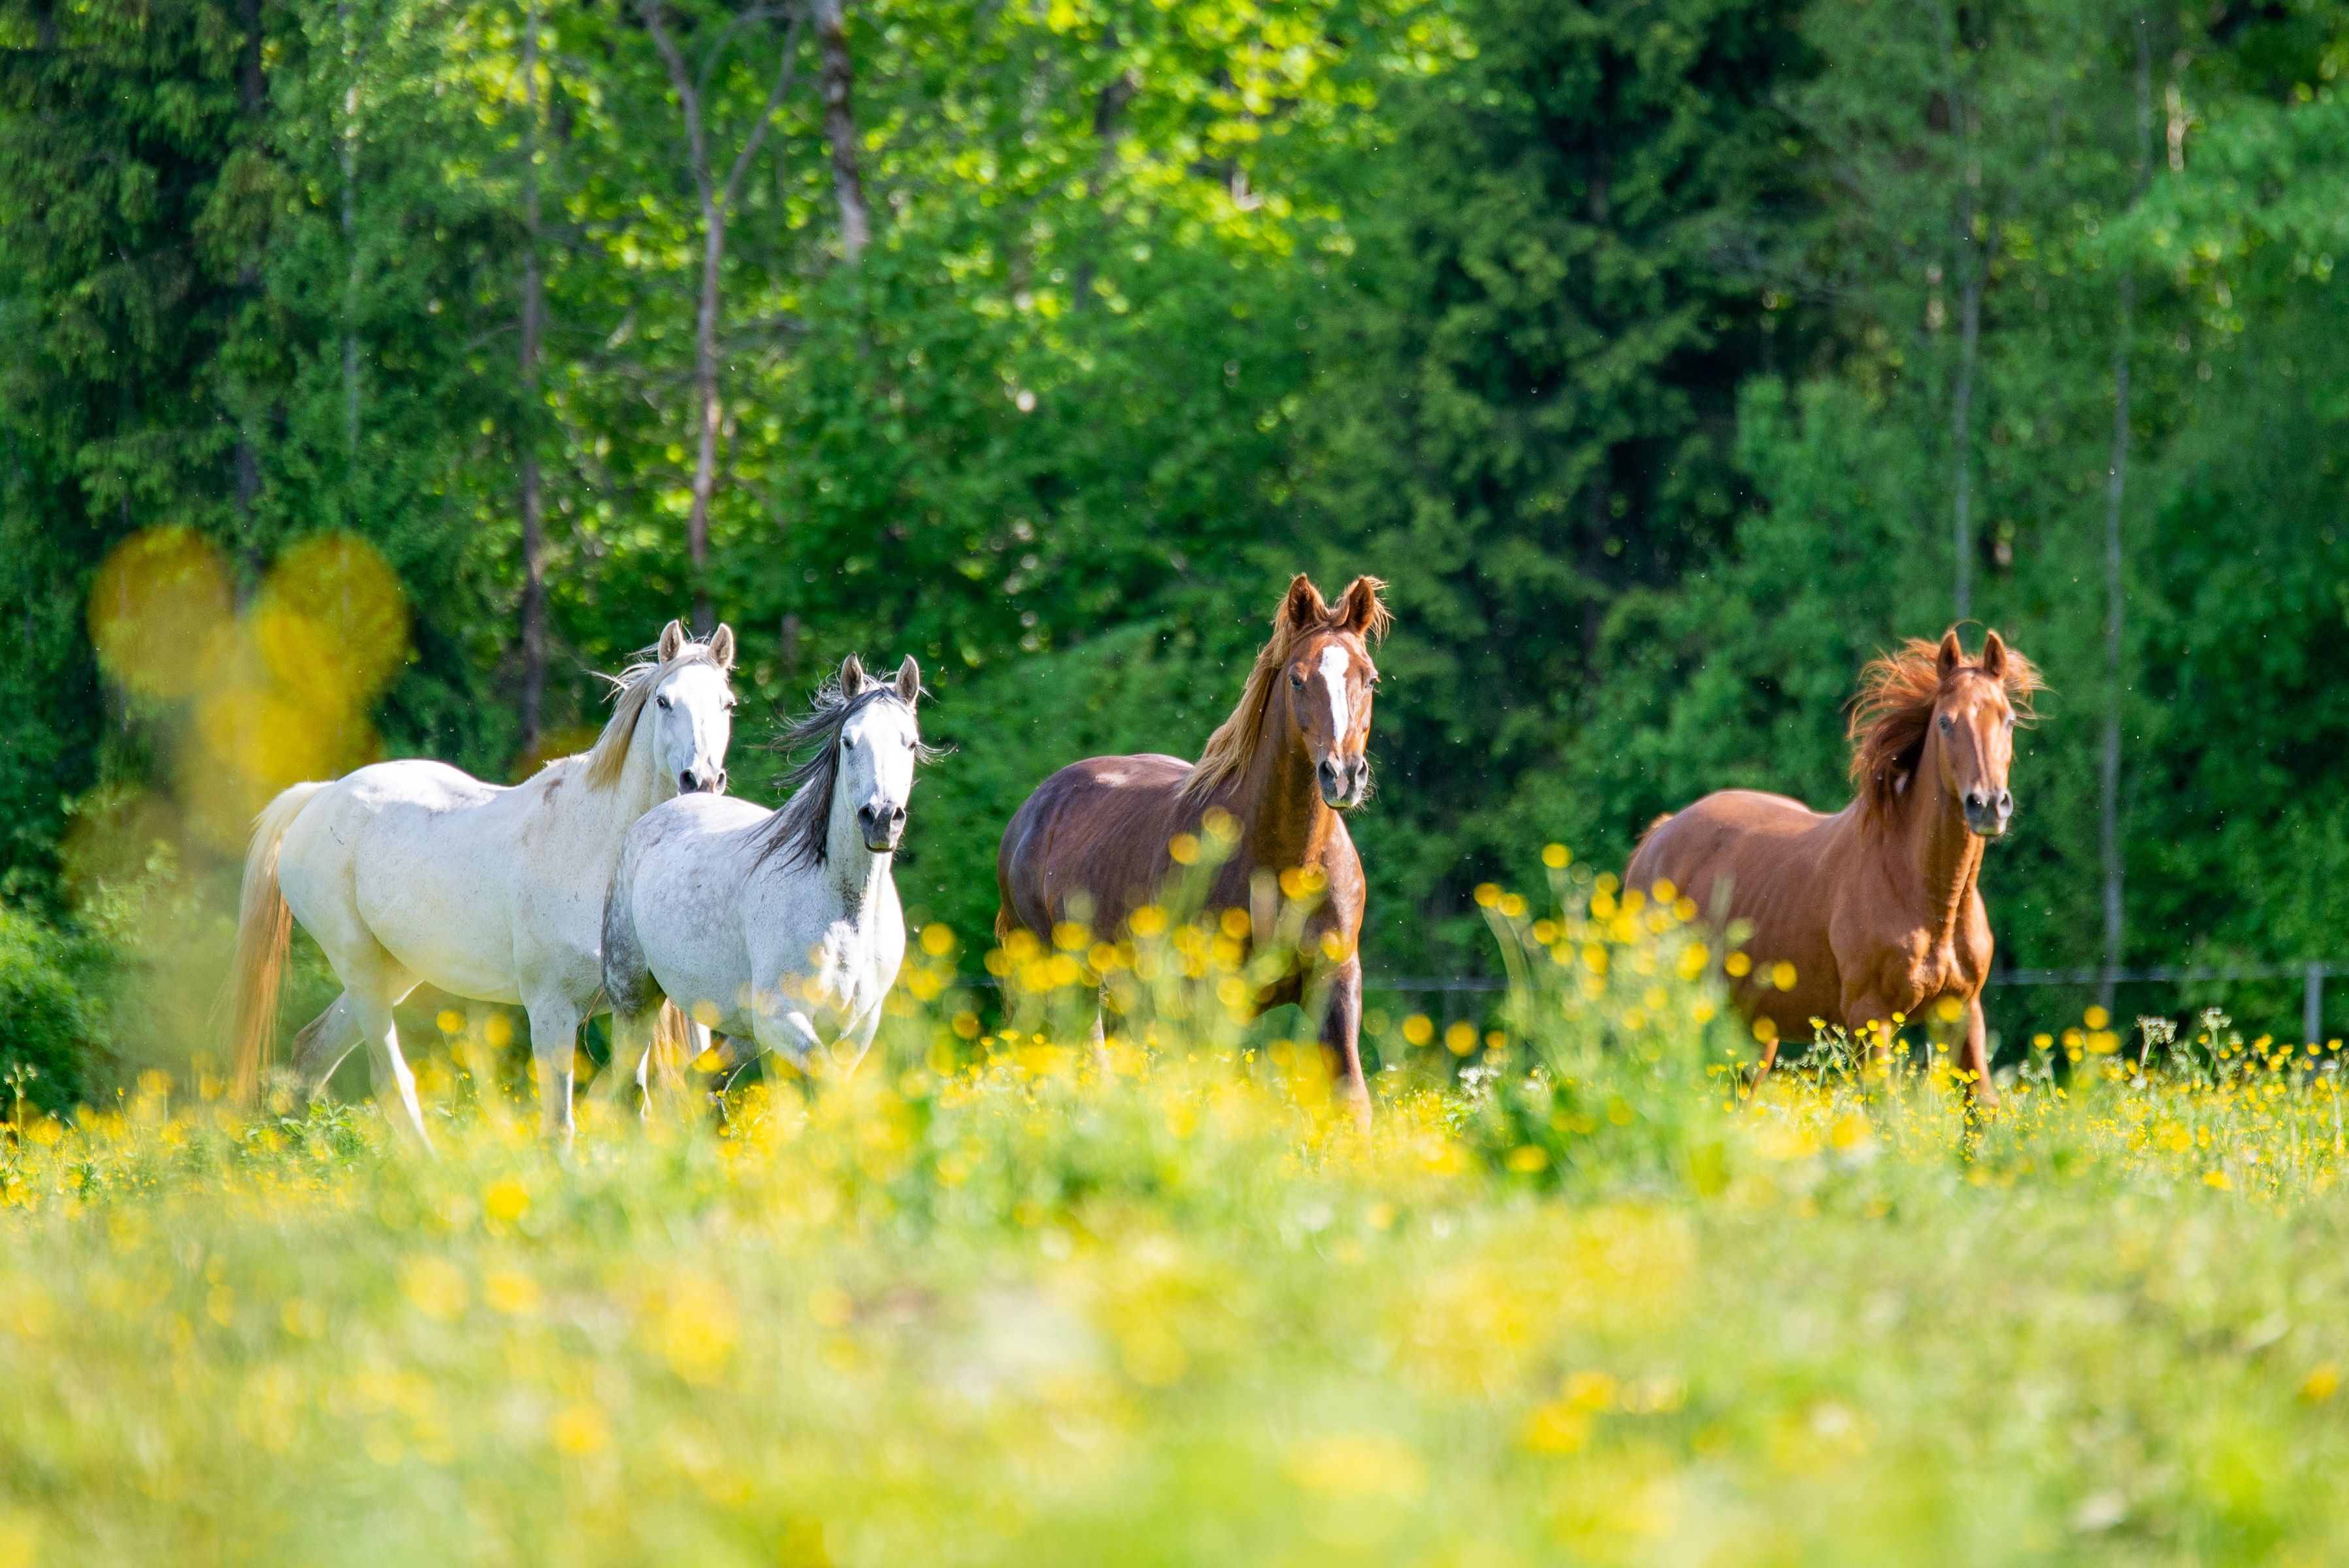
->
1319;645;1351;743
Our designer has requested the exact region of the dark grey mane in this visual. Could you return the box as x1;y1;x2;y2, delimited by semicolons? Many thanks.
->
753;655;936;870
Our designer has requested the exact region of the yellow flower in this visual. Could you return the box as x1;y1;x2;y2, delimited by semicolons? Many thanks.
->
2301;1363;2340;1403
399;1258;468;1322
548;1401;608;1456
1542;843;1571;869
483;1269;540;1316
1285;1432;1426;1498
484;1178;529;1225
1520;1400;1592;1454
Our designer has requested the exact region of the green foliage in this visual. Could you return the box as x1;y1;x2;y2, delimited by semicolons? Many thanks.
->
10;0;2349;1104
0;901;114;1111
1304;0;1815;950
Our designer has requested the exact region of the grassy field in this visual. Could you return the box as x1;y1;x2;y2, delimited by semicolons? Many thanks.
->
5;871;2349;1565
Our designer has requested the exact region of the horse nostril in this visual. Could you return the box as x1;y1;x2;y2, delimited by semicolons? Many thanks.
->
1997;790;2013;814
679;770;697;792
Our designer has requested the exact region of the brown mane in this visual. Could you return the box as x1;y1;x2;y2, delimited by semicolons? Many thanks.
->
1179;575;1389;806
1848;633;2042;821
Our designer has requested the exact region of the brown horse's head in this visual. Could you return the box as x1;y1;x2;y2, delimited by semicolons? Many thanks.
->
1185;573;1390;812
1279;575;1388;808
1850;629;2043;837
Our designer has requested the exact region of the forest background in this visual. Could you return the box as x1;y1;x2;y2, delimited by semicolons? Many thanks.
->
5;0;2348;1099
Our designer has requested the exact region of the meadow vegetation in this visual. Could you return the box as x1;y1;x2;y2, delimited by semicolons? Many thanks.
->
7;867;2349;1565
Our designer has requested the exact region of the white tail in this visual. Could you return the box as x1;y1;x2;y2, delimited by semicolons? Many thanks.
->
226;782;329;1103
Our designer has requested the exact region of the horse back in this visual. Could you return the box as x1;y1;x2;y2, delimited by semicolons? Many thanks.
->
997;753;1192;940
1626;789;1841;920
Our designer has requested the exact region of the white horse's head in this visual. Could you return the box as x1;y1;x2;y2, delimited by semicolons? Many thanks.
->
648;621;737;796
837;657;925;852
756;654;932;868
587;619;738;797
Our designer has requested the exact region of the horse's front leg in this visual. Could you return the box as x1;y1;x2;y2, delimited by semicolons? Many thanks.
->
523;994;583;1143
1316;955;1370;1131
1839;992;1896;1083
1956;994;1998;1109
834;1001;884;1078
751;986;830;1079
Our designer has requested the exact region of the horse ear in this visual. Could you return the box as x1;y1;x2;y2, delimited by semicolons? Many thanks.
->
1979;629;2008;679
658;619;687;661
894;656;921;704
838;653;868;694
707;623;736;670
1278;574;1327;631
1937;630;1963;679
1334;576;1389;640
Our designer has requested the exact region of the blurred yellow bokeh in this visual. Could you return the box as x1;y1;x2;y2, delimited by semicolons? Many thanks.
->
85;529;410;849
88;526;233;700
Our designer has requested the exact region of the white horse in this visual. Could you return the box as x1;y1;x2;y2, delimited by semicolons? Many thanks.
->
601;654;930;1099
227;620;738;1143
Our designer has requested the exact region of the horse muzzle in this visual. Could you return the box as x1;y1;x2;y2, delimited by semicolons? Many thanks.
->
1317;755;1370;811
678;767;726;795
1963;788;2013;838
857;802;906;853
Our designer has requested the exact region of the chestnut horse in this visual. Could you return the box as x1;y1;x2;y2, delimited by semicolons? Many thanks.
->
1624;630;2042;1103
996;574;1388;1122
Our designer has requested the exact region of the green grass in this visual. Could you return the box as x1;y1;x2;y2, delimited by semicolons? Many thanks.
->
4;883;2349;1565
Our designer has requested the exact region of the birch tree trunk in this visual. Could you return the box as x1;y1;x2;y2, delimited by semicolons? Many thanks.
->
813;0;868;263
517;0;548;751
639;0;803;635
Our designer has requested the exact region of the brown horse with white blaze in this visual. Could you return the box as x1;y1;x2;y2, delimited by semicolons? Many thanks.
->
1624;630;2043;1103
996;574;1388;1123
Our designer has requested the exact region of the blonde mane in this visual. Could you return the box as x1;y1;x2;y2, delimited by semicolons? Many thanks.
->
1848;630;2042;822
1179;575;1389;806
576;632;733;791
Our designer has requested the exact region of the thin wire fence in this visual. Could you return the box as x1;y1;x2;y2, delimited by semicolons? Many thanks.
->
1362;962;2346;1044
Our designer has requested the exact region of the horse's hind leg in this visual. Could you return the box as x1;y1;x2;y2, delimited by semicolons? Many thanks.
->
289;994;365;1107
345;986;430;1149
287;883;428;1146
602;1003;664;1118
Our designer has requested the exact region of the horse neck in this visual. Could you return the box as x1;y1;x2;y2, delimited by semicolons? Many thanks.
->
570;704;669;841
1232;691;1335;870
1898;732;1984;945
823;772;890;909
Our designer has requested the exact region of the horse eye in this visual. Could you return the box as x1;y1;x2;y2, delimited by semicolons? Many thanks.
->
656;694;671;710
1289;671;1305;689
1937;714;1952;731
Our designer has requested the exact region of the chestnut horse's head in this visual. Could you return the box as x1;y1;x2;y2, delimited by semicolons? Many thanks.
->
1183;573;1390;813
1277;575;1388;809
1850;629;2043;837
